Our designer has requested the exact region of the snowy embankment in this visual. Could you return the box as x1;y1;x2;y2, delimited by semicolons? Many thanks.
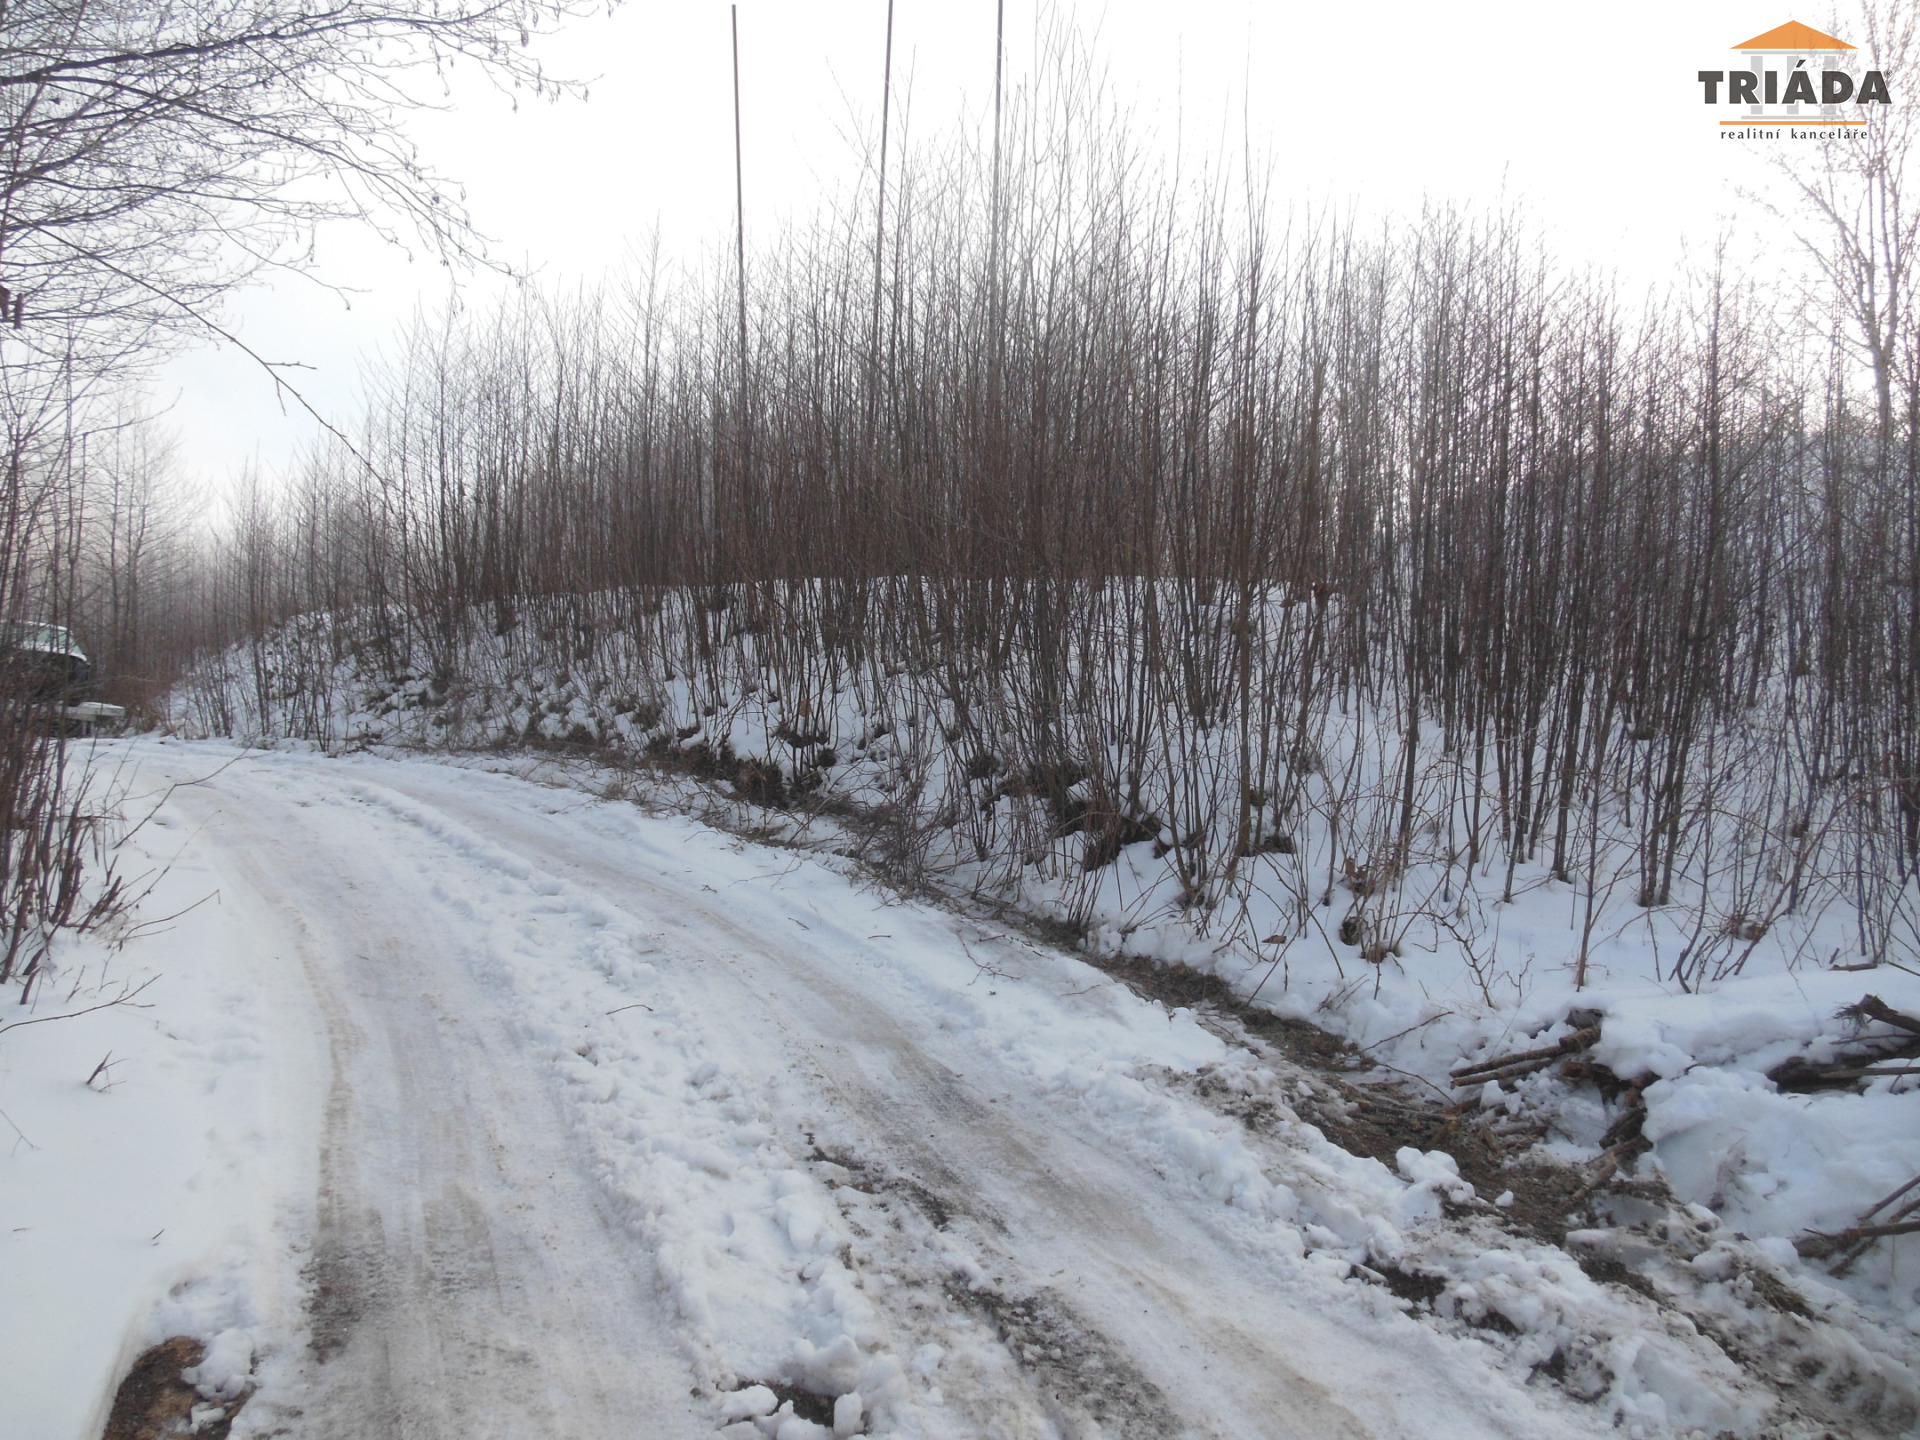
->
4;739;1916;1438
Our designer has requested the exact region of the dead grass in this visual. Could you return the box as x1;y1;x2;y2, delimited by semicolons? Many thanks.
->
101;1336;246;1440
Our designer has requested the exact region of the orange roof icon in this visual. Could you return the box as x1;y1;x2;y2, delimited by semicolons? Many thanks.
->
1732;20;1854;50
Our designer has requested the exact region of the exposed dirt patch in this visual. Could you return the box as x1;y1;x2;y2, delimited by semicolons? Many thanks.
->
1069;946;1645;1252
1232;1059;1642;1249
809;1140;959;1231
948;1279;1183;1440
303;1241;360;1361
1131;1040;1584;1253
1571;1252;1663;1303
1362;1260;1448;1307
300;1184;378;1364
733;1380;837;1425
102;1337;246;1440
803;1130;1177;1436
1071;949;1250;1019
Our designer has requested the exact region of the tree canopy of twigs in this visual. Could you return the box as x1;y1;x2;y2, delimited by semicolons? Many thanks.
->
0;0;600;383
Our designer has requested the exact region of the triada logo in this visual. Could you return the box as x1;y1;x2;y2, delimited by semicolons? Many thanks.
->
1699;20;1892;138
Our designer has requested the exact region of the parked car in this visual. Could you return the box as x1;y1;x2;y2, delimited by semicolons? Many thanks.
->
0;621;126;735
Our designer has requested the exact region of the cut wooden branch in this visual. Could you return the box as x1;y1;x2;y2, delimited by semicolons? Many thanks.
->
1794;1170;1920;1270
1768;1042;1920;1091
1848;995;1920;1037
1796;1220;1920;1260
1857;1171;1920;1225
1768;1003;1920;1092
1450;1026;1600;1087
0;976;157;1037
1832;1220;1920;1242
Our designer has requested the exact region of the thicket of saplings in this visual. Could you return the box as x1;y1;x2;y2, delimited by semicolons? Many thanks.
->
141;92;1918;990
0;404;126;994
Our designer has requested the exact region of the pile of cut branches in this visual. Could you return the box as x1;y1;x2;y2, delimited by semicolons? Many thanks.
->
1447;1010;1604;1091
1796;1173;1920;1273
1768;996;1920;1093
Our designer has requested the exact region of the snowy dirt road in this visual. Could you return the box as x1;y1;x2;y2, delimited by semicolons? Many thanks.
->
119;744;1791;1439
163;761;706;1440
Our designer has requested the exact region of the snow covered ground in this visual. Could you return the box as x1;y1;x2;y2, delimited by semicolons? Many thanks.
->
0;748;328;1440
3;739;1917;1438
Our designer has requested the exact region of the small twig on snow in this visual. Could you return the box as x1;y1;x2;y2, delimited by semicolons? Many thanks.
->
0;975;157;1036
0;1106;37;1151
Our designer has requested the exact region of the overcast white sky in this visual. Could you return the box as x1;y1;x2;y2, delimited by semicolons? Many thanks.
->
153;1;1831;482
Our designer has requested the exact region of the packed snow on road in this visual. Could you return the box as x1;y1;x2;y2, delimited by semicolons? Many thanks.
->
2;739;1917;1439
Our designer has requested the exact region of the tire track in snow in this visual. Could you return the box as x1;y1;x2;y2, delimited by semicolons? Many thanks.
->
322;753;1624;1440
159;767;705;1440
302;770;1175;1437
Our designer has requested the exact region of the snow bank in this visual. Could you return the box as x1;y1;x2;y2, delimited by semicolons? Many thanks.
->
0;741;325;1439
